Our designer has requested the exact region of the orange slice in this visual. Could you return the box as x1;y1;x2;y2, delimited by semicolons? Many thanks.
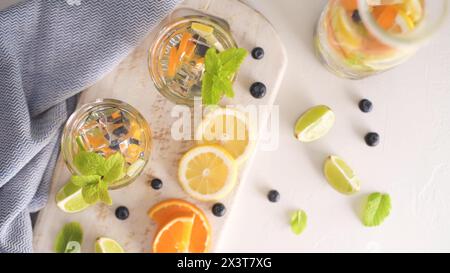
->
341;0;358;11
167;46;178;78
177;32;193;60
373;5;399;30
152;215;195;253
148;199;211;253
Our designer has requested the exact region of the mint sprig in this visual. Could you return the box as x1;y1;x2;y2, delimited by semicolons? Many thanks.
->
72;151;125;205
202;47;248;105
54;222;83;253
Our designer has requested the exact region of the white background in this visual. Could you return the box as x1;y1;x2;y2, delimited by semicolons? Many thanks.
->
218;0;450;252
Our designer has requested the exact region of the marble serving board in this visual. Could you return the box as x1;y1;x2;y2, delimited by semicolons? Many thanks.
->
33;0;287;253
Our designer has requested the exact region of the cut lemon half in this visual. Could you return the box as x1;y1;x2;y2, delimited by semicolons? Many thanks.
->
294;105;335;142
178;145;238;201
149;199;211;253
95;237;125;253
56;182;90;213
324;156;361;195
153;215;195;253
196;108;255;165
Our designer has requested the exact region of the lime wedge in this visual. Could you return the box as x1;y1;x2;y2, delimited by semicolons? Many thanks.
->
126;159;146;177
56;182;90;213
191;22;224;51
95;237;125;253
294;105;335;142
192;22;214;34
323;156;361;195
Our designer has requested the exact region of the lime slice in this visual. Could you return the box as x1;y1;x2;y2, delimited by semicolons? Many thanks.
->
56;182;90;213
126;159;146;177
294;105;335;142
323;156;361;195
191;22;224;51
95;237;125;253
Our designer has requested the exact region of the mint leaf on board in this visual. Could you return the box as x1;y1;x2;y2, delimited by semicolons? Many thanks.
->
202;47;248;105
74;151;105;176
82;182;100;205
290;210;307;236
98;179;112;206
362;193;391;227
70;175;101;187
102;152;125;183
54;222;83;253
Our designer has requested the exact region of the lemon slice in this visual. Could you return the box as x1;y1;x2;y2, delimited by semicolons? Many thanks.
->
332;6;363;51
324;156;361;195
191;22;224;51
196;108;255;165
294;105;335;142
56;182;90;213
402;0;423;22
395;10;415;33
95;237;125;253
178;145;238;201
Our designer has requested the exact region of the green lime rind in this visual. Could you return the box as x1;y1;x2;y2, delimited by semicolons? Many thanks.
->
323;156;361;195
56;182;90;213
294;105;335;142
95;237;125;253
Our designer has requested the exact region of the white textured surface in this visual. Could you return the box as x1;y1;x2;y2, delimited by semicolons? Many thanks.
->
217;0;450;252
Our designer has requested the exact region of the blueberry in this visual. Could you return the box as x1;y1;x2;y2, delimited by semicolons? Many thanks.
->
212;203;226;217
359;99;373;113
113;126;128;137
195;44;209;57
250;82;267;99
352;10;361;23
365;132;380;147
129;138;140;145
251;47;265;60
150;178;163;190
109;139;120;150
115;206;129;220
267;190;280;203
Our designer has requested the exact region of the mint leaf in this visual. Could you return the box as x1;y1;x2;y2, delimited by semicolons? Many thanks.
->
82;183;99;204
219;48;248;78
290;210;307;235
98;179;112;206
74;151;105;176
102;152;125;183
205;47;220;73
362;193;391;227
202;47;248;105
70;175;101;187
54;222;83;253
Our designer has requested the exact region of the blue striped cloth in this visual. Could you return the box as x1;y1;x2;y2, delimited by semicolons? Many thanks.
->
0;0;180;253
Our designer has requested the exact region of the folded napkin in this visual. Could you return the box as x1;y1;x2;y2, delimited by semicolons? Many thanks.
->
0;0;180;253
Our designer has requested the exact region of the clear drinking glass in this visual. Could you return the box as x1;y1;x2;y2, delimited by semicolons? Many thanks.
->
61;99;152;189
315;0;448;79
148;15;237;106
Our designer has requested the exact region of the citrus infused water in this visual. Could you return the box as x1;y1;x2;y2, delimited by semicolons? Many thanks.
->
149;16;237;105
61;99;152;189
315;0;447;79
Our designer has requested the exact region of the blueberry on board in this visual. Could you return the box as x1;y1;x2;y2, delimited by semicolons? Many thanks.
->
359;99;373;113
250;82;267;99
251;47;265;60
212;203;226;217
352;10;361;23
150;178;163;190
268;190;280;203
115;206;129;220
365;132;380;147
